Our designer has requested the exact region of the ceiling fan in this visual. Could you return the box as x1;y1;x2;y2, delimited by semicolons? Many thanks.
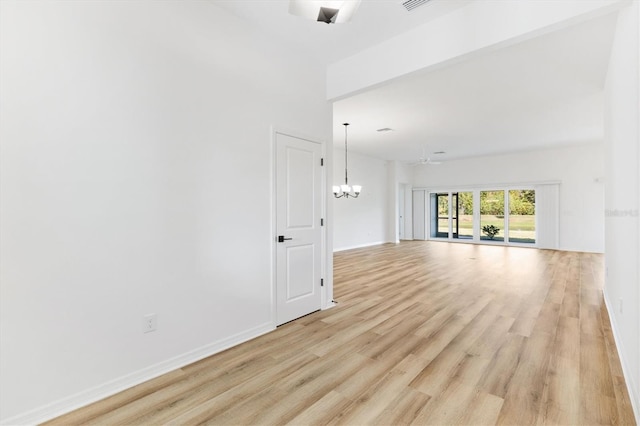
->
411;148;443;165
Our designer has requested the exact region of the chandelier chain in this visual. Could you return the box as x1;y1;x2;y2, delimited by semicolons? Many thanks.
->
344;123;349;186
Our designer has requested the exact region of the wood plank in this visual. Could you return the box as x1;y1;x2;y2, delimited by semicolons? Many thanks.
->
285;391;353;426
45;242;636;426
43;369;187;426
457;391;504;425
477;333;526;398
580;332;618;425
495;331;555;424
371;387;431;426
331;353;427;425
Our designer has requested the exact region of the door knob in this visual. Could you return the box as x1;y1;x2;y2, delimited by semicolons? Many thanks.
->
278;235;293;243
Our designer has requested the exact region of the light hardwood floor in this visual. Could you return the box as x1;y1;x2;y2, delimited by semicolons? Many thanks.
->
46;241;636;425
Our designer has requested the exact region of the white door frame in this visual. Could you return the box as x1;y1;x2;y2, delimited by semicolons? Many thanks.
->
270;126;328;327
399;185;405;240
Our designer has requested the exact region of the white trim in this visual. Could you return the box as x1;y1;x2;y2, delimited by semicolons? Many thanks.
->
448;192;453;239
324;124;335;310
270;127;278;328
1;322;274;426
603;289;640;423
320;131;329;310
333;241;387;252
321;300;338;310
413;180;561;192
272;125;324;145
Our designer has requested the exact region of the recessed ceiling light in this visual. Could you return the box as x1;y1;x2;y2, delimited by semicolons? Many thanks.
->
289;0;362;24
377;128;394;132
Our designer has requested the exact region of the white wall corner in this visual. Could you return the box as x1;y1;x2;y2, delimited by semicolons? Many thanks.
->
603;1;640;422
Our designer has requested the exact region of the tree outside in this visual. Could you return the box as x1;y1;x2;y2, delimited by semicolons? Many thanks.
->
480;191;505;241
436;190;535;243
508;189;535;243
478;190;535;243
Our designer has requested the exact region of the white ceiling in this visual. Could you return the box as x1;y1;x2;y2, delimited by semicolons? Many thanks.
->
213;1;618;163
333;12;618;163
213;0;473;65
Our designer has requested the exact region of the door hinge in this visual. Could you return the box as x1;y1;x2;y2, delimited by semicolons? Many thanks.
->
320;158;324;166
321;218;324;226
321;278;324;287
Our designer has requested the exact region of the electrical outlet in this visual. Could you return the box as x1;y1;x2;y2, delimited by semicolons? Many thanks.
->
143;313;157;333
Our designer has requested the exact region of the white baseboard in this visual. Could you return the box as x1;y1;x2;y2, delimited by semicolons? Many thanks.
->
1;322;275;426
603;289;640;423
333;241;386;252
322;300;338;310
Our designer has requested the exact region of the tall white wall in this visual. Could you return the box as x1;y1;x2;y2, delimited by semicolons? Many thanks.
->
413;143;605;253
332;149;388;251
604;2;640;420
0;1;330;423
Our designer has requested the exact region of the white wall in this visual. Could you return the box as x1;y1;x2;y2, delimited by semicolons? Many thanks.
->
0;1;330;423
385;161;413;244
413;143;605;253
332;149;388;251
604;2;640;420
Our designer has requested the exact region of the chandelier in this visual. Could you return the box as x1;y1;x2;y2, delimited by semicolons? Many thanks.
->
333;123;361;198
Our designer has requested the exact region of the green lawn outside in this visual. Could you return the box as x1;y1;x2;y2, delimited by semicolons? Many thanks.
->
439;214;535;243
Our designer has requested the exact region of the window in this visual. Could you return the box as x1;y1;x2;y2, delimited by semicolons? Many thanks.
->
430;193;450;238
438;193;449;237
455;192;473;239
428;188;536;246
480;190;505;242
508;190;535;244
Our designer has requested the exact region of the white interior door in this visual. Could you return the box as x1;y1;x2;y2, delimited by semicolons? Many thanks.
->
276;132;322;325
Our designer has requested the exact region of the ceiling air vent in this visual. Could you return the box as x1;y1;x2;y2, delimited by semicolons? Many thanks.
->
401;0;432;12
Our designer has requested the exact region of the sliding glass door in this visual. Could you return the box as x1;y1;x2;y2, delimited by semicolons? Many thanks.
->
480;190;505;242
455;192;473;239
430;193;450;238
508;190;536;244
429;188;535;246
